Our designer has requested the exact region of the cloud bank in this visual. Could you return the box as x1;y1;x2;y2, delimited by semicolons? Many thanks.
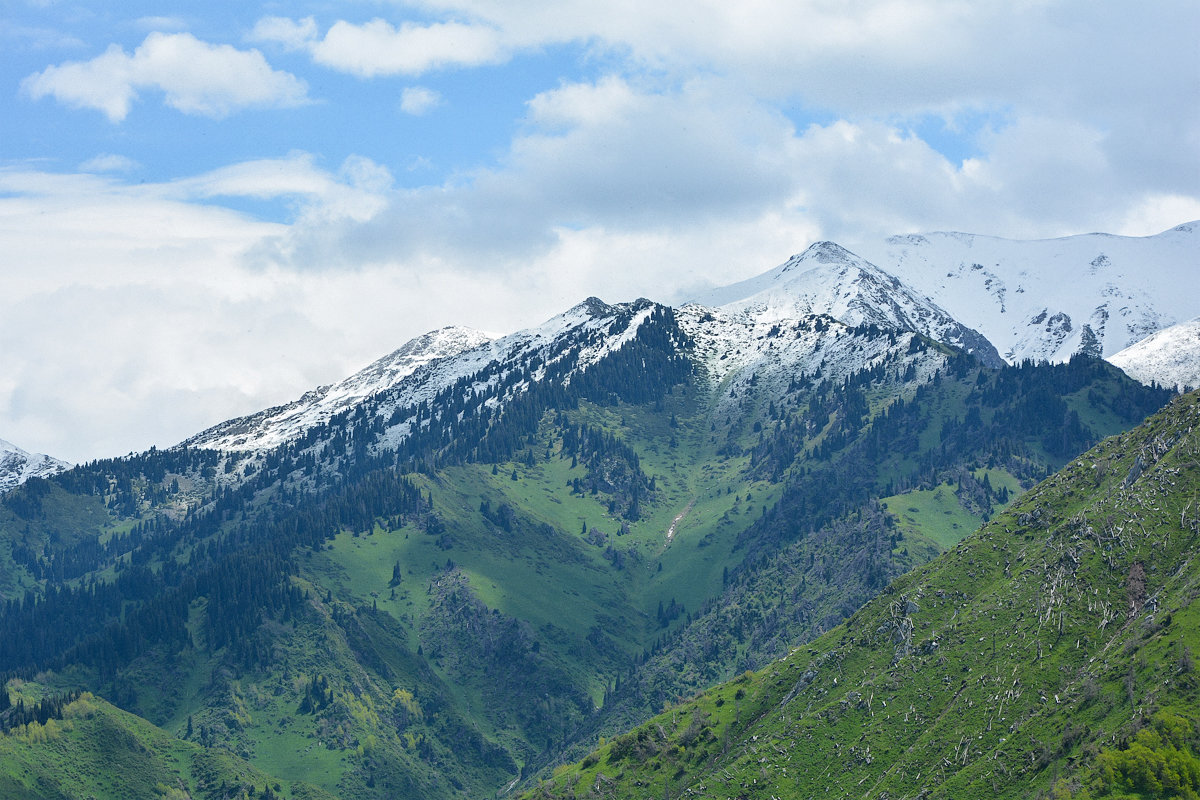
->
3;0;1197;462
23;32;310;121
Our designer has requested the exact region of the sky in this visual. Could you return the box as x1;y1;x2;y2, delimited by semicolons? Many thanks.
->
2;0;1199;464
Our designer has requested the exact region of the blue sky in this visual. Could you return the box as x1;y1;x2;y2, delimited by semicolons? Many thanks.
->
2;0;1199;462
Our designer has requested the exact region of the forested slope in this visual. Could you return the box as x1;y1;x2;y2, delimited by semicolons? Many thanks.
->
527;391;1200;800
0;314;1176;798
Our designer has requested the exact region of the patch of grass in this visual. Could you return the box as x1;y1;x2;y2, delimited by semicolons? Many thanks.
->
0;689;334;800
883;481;981;549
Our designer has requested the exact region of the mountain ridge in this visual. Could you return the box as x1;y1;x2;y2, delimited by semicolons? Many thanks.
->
185;240;1010;457
857;221;1198;365
183;225;1194;457
185;325;496;452
0;439;69;493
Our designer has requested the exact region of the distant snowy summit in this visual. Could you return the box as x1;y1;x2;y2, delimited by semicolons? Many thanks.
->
0;438;69;493
856;222;1198;365
1109;317;1200;392
691;240;1002;367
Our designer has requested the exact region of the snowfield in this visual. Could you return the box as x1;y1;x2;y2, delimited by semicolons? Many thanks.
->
854;222;1198;365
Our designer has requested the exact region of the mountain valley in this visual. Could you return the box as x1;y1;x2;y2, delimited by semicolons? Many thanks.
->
0;227;1195;799
527;390;1200;800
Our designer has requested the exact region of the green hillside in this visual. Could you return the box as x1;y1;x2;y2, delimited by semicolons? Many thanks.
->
0;332;1175;798
0;686;338;800
524;391;1200;799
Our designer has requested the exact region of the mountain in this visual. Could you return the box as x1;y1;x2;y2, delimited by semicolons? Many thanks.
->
527;390;1200;800
854;222;1199;364
186;298;696;457
186;227;1197;458
0;438;69;493
1109;316;1200;392
0;230;1183;799
187;325;496;452
689;241;1003;367
190;242;995;458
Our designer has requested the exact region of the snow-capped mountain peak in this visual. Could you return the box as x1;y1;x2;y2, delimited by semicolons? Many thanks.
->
0;438;70;493
692;241;1003;366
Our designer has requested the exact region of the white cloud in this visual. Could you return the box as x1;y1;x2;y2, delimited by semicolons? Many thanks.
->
411;1;1198;117
245;3;1198;235
1118;195;1200;238
241;66;1197;277
250;16;319;51
22;43;137;121
249;76;805;272
316;19;503;76
0;22;86;51
22;32;310;121
524;75;639;129
0;162;405;463
79;153;139;173
400;86;442;115
253;17;505;77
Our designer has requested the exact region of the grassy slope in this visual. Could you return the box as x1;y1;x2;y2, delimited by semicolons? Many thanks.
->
151;391;776;797
313;387;776;657
0;688;338;800
285;390;779;767
526;391;1200;800
882;466;1021;550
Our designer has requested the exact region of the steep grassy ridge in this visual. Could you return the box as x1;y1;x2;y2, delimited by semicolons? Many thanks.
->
527;391;1200;799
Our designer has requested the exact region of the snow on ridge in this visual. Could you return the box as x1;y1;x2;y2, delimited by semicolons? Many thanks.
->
676;303;947;422
186;299;659;454
186;325;497;452
690;241;1002;366
0;438;70;493
859;221;1199;364
370;298;658;452
1108;317;1200;392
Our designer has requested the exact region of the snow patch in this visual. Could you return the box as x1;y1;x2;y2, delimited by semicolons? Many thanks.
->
0;438;70;493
